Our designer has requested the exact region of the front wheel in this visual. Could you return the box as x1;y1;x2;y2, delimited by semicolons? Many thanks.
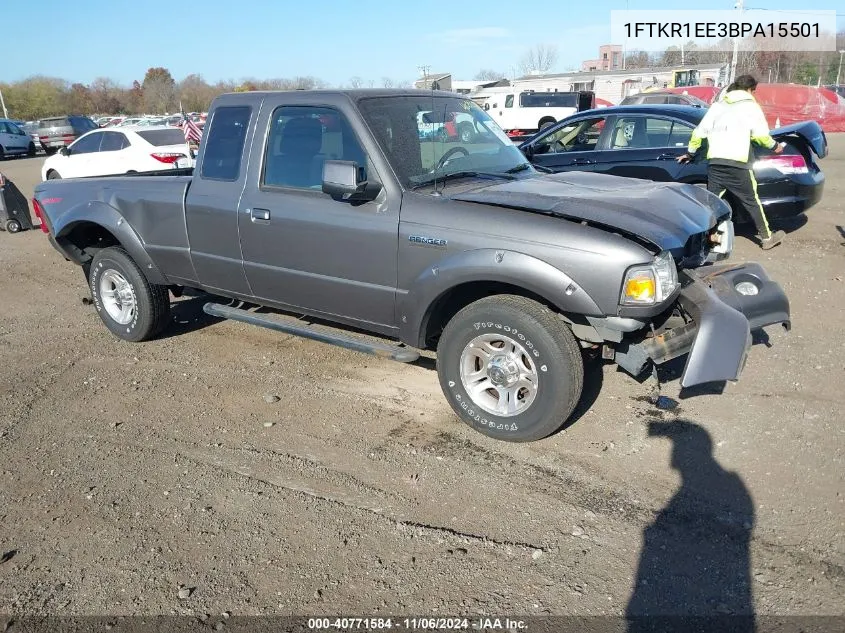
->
5;219;22;233
436;295;584;442
89;246;171;342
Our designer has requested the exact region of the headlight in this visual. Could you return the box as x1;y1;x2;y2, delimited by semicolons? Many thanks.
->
620;251;679;306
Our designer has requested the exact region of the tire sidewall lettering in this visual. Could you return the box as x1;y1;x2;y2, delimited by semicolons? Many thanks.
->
450;320;546;433
90;259;140;333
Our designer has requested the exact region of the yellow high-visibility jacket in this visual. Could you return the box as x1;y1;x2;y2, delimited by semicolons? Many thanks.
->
687;90;776;169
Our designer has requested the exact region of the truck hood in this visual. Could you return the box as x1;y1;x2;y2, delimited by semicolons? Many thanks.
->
448;170;729;253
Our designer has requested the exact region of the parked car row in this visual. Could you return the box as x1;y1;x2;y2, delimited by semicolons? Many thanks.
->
94;112;207;129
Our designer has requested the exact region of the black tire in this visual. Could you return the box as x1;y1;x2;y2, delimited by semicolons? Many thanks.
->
45;147;58;156
47;170;61;180
0;145;5;160
538;119;556;131
89;246;171;342
436;294;584;442
28;142;37;157
5;219;22;233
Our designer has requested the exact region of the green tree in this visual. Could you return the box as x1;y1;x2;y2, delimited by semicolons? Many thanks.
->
142;67;175;114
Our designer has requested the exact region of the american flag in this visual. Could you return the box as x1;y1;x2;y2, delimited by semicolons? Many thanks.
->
183;116;202;144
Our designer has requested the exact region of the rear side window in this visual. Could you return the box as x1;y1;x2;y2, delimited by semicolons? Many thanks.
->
200;105;251;181
100;132;129;151
136;129;186;146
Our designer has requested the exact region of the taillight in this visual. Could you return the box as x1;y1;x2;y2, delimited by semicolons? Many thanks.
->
754;154;808;174
151;153;186;164
32;198;50;234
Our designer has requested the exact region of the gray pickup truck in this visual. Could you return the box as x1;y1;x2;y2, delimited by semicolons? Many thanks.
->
33;89;790;442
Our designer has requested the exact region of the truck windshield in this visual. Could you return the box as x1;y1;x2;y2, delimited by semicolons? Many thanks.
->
357;95;531;189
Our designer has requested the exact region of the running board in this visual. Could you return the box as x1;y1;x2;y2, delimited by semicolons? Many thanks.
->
203;302;421;363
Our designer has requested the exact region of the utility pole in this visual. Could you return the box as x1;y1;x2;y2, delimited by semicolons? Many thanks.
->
417;65;431;89
0;87;7;119
837;50;845;86
622;0;629;70
729;0;744;86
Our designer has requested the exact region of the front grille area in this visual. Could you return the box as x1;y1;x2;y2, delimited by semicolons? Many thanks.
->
679;231;708;268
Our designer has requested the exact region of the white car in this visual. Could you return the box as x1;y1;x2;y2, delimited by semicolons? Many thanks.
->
41;126;193;181
0;119;37;158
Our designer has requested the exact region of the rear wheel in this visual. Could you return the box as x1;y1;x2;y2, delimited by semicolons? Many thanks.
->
47;170;61;179
538;118;556;131
436;294;584;442
89;246;171;342
28;143;36;157
5;219;22;233
0;145;5;160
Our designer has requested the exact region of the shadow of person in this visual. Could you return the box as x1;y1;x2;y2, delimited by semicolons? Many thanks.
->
626;420;756;633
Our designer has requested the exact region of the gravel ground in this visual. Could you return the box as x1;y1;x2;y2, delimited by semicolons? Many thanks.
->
0;138;842;621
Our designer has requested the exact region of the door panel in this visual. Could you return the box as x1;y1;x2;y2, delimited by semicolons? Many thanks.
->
184;103;255;295
591;115;695;181
237;102;399;328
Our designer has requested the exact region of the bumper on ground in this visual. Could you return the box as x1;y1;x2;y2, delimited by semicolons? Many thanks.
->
615;262;790;388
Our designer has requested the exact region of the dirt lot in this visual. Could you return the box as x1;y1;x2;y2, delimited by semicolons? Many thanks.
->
0;139;843;621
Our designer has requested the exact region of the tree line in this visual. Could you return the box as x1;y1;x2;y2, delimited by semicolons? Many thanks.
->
623;30;845;86
0;67;412;121
3;34;843;121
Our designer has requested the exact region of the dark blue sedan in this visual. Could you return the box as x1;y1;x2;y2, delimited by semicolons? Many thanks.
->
519;104;827;222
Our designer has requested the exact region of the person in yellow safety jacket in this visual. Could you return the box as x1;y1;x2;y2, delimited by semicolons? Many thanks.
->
677;74;786;250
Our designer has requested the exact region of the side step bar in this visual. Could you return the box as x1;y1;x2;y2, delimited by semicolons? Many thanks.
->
203;302;421;363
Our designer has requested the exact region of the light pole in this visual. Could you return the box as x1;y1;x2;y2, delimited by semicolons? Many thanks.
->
729;0;744;86
837;50;845;86
0;87;7;119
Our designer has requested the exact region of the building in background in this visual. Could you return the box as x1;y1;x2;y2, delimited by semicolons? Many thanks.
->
414;73;509;94
582;45;623;72
508;63;725;104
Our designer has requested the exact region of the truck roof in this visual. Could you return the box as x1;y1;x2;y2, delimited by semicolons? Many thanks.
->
215;88;463;102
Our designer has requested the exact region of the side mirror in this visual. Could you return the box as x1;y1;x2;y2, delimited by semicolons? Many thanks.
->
59;146;69;156
322;160;380;202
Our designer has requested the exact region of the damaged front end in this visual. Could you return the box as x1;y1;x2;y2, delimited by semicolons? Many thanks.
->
614;262;790;389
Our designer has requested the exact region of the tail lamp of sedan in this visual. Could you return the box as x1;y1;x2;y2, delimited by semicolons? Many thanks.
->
753;153;809;174
150;152;187;164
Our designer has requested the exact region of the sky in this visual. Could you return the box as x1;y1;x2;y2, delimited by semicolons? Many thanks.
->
3;0;844;87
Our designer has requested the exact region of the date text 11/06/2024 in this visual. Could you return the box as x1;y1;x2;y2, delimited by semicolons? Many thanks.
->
622;21;821;38
307;617;528;630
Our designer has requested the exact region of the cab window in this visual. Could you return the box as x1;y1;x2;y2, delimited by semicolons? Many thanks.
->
262;106;368;190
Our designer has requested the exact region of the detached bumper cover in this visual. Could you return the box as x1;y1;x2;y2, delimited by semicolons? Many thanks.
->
615;262;790;388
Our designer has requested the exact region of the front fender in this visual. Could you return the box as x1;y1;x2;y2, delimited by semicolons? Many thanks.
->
53;200;169;285
398;248;603;346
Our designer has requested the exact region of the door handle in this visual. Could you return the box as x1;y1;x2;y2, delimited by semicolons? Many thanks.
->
250;208;270;221
570;159;595;165
657;152;681;160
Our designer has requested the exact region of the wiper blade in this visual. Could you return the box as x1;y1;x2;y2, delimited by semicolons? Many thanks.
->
505;163;532;174
410;171;516;190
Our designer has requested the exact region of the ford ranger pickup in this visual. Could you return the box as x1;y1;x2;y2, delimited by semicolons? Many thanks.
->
32;89;791;442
